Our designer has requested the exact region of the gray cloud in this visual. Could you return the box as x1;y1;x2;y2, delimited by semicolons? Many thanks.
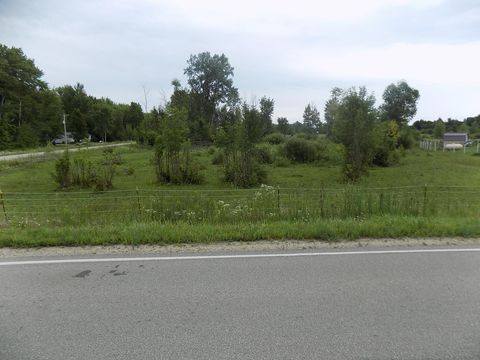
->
1;0;479;121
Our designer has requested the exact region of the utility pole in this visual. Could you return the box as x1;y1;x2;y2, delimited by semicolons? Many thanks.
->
63;112;69;151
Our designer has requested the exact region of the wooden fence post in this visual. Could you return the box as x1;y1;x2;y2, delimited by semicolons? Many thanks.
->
0;190;7;223
277;186;280;211
136;187;142;215
423;184;428;216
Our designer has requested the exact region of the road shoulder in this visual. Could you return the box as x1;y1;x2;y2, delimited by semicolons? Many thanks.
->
2;237;480;258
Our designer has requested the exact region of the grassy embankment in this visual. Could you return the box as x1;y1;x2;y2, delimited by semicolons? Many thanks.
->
1;144;480;247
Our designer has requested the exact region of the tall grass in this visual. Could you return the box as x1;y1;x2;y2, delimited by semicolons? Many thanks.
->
1;215;480;248
2;184;480;228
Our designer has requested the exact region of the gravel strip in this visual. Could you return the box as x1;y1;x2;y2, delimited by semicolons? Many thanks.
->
2;237;480;258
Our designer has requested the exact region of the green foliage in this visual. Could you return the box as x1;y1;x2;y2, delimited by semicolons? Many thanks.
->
184;52;239;139
71;157;97;188
398;126;417;149
273;155;290;167
264;132;286;145
433;119;445;139
216;103;268;187
53;151;71;189
254;144;274;164
372;120;401;167
259;96;274;135
223;154;267;187
276;117;290;135
211;149;224;165
15;123;38;148
153;105;203;184
324;87;342;138
53;149;120;191
380;81;420;125
283;137;318;163
302;103;322;134
333;87;378;181
207;146;216;155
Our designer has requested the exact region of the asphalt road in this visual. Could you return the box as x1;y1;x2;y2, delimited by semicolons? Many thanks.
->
1;247;480;359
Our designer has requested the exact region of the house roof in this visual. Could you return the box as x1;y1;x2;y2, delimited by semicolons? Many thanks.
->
443;133;468;141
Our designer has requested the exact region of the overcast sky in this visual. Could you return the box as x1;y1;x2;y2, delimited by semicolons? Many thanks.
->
1;0;479;122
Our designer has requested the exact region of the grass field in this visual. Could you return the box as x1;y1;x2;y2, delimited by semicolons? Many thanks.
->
1;144;480;247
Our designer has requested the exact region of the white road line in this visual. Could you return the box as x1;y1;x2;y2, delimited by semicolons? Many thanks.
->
1;248;480;266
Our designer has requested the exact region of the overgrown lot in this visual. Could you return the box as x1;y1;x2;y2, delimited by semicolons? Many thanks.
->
1;144;480;247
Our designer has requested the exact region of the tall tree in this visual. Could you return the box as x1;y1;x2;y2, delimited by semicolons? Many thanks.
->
184;52;239;138
303;103;321;134
259;96;274;136
333;87;378;181
0;44;46;118
0;44;47;147
276;117;290;135
324;87;342;138
380;81;420;125
433;119;445;139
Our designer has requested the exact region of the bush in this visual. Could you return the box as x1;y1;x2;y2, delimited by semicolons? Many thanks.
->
273;155;290;167
264;132;286;145
211;150;224;165
154;137;204;185
71;157;97;187
102;147;123;165
319;139;344;165
254;144;274;164
224;157;267;188
294;132;317;141
283;138;317;163
123;166;135;176
207;146;216;155
398;127;416;149
53;151;71;189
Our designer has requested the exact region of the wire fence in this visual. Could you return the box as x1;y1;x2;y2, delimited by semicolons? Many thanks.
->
0;185;479;227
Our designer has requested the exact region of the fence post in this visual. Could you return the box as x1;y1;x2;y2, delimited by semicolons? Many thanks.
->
320;184;325;218
0;190;7;223
136;187;142;215
276;186;280;211
423;184;428;216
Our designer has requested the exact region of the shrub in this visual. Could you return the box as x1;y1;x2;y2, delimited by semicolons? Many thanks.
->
273;155;290;167
283;137;317;163
264;132;286;145
102;147;123;165
207;146;216;155
154;138;204;185
224;156;267;188
294;132;317;140
53;150;118;191
254;144;274;164
372;121;400;167
398;127;416;150
319;139;344;165
123;166;135;176
211;150;224;165
53;151;71;189
71;157;97;187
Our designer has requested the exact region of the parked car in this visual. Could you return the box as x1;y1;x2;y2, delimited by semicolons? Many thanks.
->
52;135;75;145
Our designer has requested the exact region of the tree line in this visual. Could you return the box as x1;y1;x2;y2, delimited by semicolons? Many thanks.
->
0;44;143;149
4;44;480;186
